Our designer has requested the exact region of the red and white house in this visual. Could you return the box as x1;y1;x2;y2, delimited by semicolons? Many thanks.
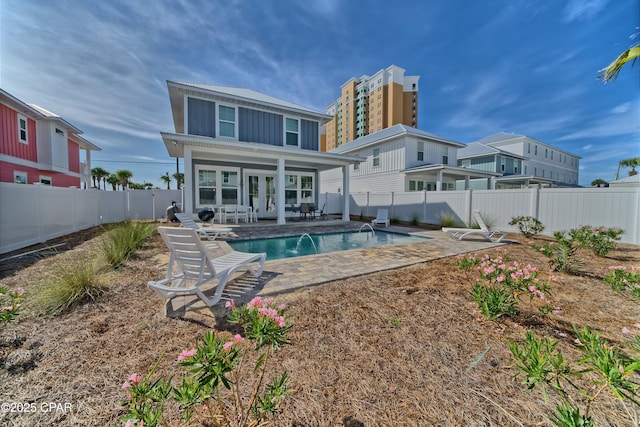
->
0;89;100;188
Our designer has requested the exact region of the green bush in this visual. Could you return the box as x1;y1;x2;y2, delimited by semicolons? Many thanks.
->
438;211;462;228
37;251;108;316
100;221;156;268
509;216;545;238
471;283;517;320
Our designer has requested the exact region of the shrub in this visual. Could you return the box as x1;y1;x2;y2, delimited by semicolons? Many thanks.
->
532;231;581;273
37;251;108;316
410;213;420;226
100;221;156;268
510;326;640;427
509;216;545;238
438;211;462;228
121;297;292;427
569;225;623;257
604;266;639;291
0;286;25;323
471;283;517;320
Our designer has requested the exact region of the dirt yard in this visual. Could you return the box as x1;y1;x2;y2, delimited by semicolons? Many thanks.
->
0;226;638;426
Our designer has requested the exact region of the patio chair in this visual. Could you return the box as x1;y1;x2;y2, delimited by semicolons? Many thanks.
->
371;209;390;227
236;205;250;223
299;203;311;220
148;227;266;310
175;213;231;241
442;210;506;243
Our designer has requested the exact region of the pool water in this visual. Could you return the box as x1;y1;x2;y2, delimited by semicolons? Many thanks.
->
228;231;426;260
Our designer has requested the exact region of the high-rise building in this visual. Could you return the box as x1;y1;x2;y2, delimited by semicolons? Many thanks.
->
321;65;419;151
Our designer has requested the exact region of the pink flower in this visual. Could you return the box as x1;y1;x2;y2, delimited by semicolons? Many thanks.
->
225;300;235;309
278;303;287;310
128;373;142;384
275;316;286;327
124;422;135;427
622;327;632;334
233;334;244;343
496;275;505;283
223;341;234;351
574;339;582;345
122;381;131;389
15;288;25;296
177;348;197;361
634;323;640;329
247;296;263;309
619;365;625;373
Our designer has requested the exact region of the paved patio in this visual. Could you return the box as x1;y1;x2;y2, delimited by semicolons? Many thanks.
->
160;219;509;317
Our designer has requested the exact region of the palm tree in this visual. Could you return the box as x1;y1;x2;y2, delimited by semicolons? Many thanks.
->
160;172;171;189
107;174;119;191
90;167;109;190
590;178;608;187
115;170;133;190
143;182;154;190
618;157;640;177
598;40;639;82
173;172;184;189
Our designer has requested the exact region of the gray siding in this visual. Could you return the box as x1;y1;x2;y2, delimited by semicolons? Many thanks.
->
238;107;283;145
300;119;319;150
188;97;216;137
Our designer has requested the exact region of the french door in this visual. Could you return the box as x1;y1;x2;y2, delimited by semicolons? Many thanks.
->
246;173;276;218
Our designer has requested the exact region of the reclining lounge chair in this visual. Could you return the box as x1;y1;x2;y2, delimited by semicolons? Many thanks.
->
442;210;506;243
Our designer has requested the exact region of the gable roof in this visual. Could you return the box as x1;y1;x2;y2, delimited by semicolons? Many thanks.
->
331;124;464;154
458;142;526;160
475;132;528;145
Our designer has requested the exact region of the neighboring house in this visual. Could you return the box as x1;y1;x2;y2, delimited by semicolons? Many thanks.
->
456;142;533;189
320;124;497;193
0;89;100;188
473;132;581;187
322;65;419;152
609;174;640;188
160;81;362;224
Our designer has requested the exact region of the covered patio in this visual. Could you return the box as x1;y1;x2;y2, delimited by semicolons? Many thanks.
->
162;132;363;224
401;164;500;190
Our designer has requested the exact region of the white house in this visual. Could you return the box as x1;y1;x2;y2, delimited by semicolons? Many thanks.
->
473;133;581;187
320;124;497;193
160;81;362;224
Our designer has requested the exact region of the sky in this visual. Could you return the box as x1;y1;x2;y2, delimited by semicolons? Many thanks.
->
1;0;638;188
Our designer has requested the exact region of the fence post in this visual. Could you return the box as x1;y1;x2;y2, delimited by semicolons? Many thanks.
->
390;192;395;219
467;189;473;226
423;190;427;223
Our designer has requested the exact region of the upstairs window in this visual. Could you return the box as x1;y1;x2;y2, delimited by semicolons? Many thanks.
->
373;148;380;167
285;118;299;146
441;146;449;165
18;114;28;143
218;105;236;138
417;141;424;161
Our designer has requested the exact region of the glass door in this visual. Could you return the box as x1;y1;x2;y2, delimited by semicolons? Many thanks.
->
246;173;277;218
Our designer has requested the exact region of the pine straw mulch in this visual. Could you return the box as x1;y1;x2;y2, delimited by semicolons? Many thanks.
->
0;226;639;426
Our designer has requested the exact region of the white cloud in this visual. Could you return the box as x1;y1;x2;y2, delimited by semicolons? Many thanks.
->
563;0;609;22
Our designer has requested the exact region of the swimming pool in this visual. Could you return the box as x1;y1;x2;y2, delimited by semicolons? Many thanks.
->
228;231;427;260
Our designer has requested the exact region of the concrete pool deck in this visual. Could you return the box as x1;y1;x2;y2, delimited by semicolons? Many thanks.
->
160;219;510;317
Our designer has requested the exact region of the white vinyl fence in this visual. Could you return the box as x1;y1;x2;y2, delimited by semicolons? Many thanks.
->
0;183;182;254
318;187;640;245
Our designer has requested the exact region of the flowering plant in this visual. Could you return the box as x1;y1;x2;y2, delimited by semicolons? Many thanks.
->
121;297;292;427
510;325;640;427
570;225;623;257
604;265;639;292
509;215;545;238
0;286;25;323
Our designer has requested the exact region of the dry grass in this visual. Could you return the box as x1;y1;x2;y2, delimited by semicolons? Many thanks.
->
0;226;639;426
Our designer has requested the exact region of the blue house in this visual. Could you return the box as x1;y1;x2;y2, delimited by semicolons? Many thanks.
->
161;81;362;224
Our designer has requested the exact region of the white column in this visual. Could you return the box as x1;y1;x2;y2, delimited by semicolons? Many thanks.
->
342;164;350;221
464;175;470;190
436;170;443;191
184;147;192;213
276;158;286;225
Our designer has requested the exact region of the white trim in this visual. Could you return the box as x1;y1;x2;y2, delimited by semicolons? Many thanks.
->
284;116;300;148
18;114;28;144
217;104;238;139
0;155;82;179
14;170;27;184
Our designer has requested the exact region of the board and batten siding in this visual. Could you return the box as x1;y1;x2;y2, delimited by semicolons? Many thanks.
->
0;104;38;161
300;119;319;151
187;97;216;137
238;107;283;146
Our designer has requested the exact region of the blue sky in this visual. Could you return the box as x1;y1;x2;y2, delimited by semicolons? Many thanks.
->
1;0;638;188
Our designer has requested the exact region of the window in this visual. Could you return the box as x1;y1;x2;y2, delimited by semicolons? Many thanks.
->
218;105;236;138
527;142;530;154
39;176;52;185
409;180;416;191
417;181;424;191
285;173;314;205
534;167;537;176
373;148;380;167
524;165;528;175
551;150;554;160
14;171;27;184
545;148;548;158
534;145;538;155
285;118;299;146
354;162;360;171
198;169;217;205
500;156;506;172
18;114;28;143
442;147;449;165
417;141;424;161
221;171;238;204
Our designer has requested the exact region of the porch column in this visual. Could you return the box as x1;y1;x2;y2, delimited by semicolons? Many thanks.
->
342;164;350;221
464;175;470;190
276;158;286;225
436;170;443;191
184;147;193;213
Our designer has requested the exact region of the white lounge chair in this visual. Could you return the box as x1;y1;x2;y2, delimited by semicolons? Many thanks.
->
371;209;390;227
175;213;231;241
148;227;266;310
442;210;506;243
